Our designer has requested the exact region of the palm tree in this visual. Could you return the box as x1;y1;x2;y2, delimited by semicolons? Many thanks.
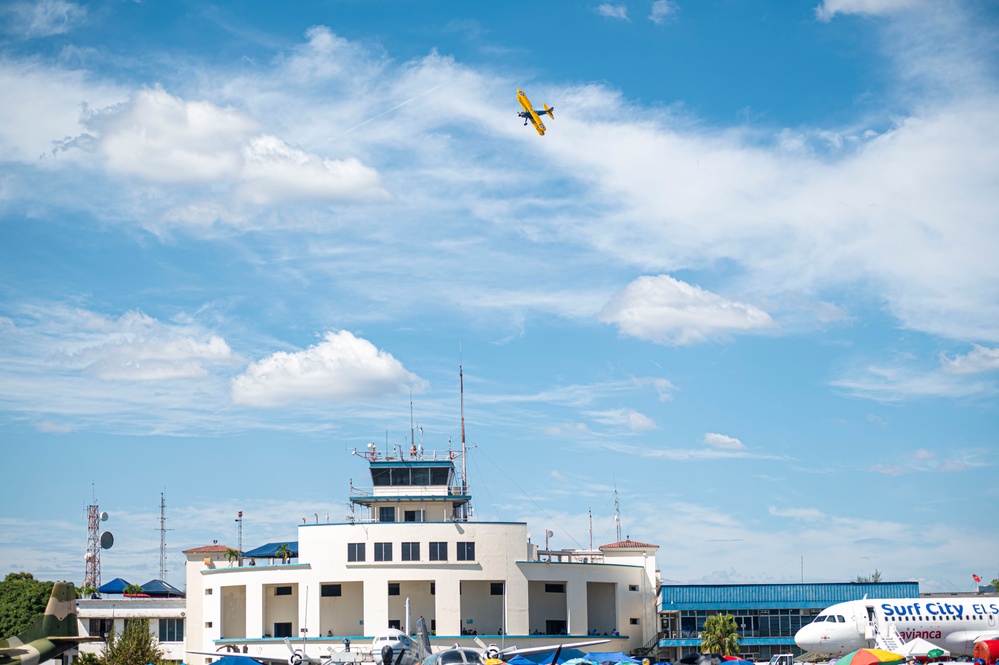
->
122;583;144;597
225;548;241;567
275;543;292;564
700;613;741;656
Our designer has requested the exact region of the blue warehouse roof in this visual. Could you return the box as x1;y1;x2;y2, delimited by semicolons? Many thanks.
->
659;582;919;610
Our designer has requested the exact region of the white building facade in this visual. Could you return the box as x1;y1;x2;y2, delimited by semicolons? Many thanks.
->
185;448;659;663
76;597;187;663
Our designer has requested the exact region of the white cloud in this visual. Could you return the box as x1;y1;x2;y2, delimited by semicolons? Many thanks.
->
940;345;999;375
814;0;928;22
238;135;388;205
702;432;745;450
0;303;249;434
649;0;678;25
65;85;388;205
48;309;240;381
596;4;630;21
1;0;86;38
599;275;774;345
589;408;658;431
869;447;986;475
831;361;995;402
231;330;424;407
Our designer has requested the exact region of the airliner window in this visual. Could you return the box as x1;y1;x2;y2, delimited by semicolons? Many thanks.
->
814;616;826;623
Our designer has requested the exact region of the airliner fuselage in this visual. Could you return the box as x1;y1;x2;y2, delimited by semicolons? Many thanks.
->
794;597;999;657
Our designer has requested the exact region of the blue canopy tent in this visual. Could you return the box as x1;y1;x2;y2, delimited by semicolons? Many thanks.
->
140;579;185;597
586;653;633;664
510;649;589;664
242;542;299;561
97;577;130;594
211;656;268;665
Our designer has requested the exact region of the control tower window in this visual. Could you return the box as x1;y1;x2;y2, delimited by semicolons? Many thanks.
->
379;506;396;522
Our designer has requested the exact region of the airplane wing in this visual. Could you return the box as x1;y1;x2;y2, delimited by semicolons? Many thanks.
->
516;89;546;136
188;650;290;664
507;639;610;656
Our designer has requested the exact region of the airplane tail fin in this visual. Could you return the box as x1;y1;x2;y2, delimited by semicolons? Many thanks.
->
18;582;80;643
416;616;432;659
543;104;554;119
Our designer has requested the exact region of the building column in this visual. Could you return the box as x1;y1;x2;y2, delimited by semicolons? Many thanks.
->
435;576;461;636
566;581;588;636
363;579;388;637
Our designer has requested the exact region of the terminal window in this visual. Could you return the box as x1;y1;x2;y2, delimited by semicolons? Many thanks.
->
491;583;504;595
456;542;475;561
389;583;400;596
159;618;185;642
275;586;292;596
274;622;293;638
375;542;393;562
321;584;342;597
347;543;365;562
429;542;447;561
545;583;565;593
402;542;420;561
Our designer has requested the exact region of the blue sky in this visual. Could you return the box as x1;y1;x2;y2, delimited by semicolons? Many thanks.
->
1;0;997;595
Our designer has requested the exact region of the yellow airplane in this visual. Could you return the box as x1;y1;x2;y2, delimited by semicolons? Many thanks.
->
517;89;555;136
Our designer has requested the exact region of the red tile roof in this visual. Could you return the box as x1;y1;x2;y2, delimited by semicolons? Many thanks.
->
183;544;233;554
601;539;659;549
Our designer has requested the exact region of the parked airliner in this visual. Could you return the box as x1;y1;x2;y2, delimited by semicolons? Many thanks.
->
794;597;999;657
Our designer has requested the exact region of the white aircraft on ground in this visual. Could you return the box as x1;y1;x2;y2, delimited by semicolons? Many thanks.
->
794;597;999;657
189;628;423;665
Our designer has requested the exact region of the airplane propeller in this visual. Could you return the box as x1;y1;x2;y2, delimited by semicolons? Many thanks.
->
473;637;518;660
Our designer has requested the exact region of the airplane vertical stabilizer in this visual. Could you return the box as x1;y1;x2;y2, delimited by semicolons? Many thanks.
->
16;582;79;643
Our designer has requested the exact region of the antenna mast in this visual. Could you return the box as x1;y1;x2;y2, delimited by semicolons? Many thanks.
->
85;498;100;592
460;348;469;520
158;491;168;581
614;489;622;542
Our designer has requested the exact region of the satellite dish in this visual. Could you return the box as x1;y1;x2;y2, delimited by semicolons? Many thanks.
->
99;531;114;549
100;511;109;522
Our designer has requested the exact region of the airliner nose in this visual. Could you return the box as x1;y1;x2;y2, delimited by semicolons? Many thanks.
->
794;622;819;652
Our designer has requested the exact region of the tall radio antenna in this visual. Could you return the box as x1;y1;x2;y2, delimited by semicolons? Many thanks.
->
460;345;468;520
158;491;170;581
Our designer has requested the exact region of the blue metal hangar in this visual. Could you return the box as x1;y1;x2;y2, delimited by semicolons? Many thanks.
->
656;582;919;661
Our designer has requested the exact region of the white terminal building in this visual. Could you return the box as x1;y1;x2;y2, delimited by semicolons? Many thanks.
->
183;445;660;663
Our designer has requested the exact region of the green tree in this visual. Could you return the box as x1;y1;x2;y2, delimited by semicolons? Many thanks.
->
700;613;742;656
102;618;162;665
855;570;883;583
225;548;241;567
75;651;103;665
0;572;55;638
275;543;292;564
991;578;999;592
122;584;144;596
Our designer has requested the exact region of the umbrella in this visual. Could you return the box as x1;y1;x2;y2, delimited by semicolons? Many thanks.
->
926;650;945;660
895;639;949;659
836;649;905;665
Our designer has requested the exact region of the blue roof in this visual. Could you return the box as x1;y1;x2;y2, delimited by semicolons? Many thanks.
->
97;577;131;593
139;579;185;597
242;542;299;558
659;582;920;610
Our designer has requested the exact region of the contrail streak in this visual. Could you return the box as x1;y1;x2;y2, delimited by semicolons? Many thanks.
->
326;77;456;144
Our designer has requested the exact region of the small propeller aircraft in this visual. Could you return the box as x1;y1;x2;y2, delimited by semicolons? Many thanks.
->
189;628;423;665
517;89;555;136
